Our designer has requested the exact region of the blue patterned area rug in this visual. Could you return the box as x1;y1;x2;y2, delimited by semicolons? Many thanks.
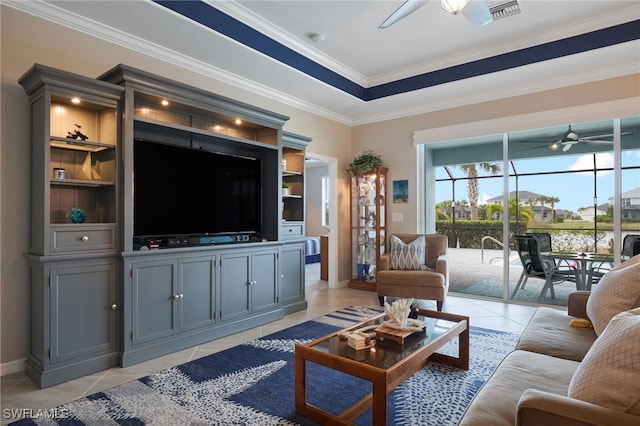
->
11;307;519;426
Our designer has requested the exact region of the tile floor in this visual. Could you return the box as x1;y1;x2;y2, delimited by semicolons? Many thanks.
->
1;266;547;425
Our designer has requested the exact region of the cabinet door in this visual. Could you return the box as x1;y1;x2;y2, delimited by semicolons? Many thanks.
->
220;252;251;322
49;261;117;364
280;243;304;306
131;259;177;344
251;249;279;313
179;256;216;332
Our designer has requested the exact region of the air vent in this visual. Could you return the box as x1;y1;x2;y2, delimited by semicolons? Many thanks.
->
490;0;521;20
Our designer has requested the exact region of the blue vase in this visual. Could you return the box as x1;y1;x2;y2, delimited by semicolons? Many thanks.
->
69;207;86;223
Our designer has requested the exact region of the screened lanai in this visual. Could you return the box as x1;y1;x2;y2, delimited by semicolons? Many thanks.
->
421;116;640;307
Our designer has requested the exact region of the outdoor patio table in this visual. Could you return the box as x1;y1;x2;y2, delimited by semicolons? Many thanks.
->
542;252;614;291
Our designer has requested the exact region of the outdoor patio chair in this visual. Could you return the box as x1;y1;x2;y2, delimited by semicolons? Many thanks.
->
511;235;576;302
622;234;640;261
586;235;640;288
526;232;552;252
521;232;552;290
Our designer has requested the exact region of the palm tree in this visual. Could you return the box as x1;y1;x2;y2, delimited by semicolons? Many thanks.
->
487;198;533;223
548;196;560;222
458;163;501;220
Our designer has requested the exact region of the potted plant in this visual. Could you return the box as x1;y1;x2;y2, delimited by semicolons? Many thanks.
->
348;150;387;176
408;298;420;319
282;182;290;196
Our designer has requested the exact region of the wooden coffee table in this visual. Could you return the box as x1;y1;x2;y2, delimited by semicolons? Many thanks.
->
294;308;469;425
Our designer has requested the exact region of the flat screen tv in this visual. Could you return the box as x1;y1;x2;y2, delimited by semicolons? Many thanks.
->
133;139;262;239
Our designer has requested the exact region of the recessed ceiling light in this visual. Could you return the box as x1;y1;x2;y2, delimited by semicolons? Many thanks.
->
235;118;242;125
161;99;169;106
71;97;81;104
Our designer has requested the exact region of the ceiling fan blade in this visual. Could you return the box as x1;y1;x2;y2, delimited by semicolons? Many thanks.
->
579;131;631;141
562;142;576;152
462;0;492;26
580;139;614;145
379;0;429;29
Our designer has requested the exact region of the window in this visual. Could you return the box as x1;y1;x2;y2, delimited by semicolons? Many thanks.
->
321;175;330;227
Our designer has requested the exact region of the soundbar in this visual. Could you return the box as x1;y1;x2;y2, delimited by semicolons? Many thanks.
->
134;233;256;250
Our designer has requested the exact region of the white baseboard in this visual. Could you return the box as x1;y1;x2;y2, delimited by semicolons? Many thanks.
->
1;358;26;376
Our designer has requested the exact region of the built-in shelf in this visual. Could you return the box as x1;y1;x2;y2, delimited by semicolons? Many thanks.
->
51;178;115;187
50;137;115;152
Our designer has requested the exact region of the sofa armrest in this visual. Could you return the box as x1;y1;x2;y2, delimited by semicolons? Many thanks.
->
568;291;591;319
516;389;639;426
435;253;449;288
379;253;391;271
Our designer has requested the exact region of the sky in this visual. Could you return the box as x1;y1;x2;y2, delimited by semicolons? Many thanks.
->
435;150;640;213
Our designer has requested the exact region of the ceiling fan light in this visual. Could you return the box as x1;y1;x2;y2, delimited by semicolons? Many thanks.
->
562;125;579;142
441;0;471;15
549;142;560;151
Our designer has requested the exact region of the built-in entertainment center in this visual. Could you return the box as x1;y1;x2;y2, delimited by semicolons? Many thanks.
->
20;63;310;387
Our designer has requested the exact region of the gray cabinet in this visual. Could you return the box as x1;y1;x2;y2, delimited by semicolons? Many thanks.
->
19;64;122;257
280;242;307;314
180;256;216;331
281;132;312;240
130;258;178;345
123;253;218;366
121;246;281;367
25;256;119;388
220;248;278;322
20;64;123;388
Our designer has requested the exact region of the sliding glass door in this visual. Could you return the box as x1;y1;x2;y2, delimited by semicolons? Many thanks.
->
428;116;639;306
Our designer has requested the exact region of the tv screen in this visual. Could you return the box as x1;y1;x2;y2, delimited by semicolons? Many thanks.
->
133;139;262;238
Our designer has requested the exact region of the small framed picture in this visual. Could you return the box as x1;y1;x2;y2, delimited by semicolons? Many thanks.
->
393;180;408;203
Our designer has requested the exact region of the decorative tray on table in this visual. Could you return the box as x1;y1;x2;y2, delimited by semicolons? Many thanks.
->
375;319;427;344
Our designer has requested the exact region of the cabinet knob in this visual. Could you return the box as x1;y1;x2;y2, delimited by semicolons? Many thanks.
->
111;304;117;310
174;294;181;299
179;293;184;299
81;235;89;242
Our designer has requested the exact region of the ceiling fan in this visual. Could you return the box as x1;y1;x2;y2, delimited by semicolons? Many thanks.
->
379;0;521;29
521;125;629;153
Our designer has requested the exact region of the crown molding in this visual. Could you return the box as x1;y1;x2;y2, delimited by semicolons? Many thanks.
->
3;0;355;125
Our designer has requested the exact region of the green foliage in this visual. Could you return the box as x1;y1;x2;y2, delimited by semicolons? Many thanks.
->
348;150;386;176
437;220;517;249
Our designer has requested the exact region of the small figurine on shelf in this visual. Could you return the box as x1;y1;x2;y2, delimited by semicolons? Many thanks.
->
66;123;89;141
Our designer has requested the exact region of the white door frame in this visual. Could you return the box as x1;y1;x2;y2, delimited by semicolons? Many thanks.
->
305;152;339;288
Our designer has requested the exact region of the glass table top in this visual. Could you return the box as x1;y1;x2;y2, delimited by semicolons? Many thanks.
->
308;313;464;370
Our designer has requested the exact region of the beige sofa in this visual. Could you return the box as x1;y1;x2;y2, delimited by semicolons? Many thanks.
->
377;233;449;311
459;255;640;426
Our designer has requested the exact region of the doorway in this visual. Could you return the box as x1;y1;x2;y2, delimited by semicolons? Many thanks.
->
305;153;338;288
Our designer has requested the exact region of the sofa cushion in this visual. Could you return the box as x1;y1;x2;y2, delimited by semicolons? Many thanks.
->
585;260;640;335
389;235;429;271
516;307;596;362
459;350;579;426
568;308;640;415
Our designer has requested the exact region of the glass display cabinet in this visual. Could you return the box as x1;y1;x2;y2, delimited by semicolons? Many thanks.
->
349;166;387;291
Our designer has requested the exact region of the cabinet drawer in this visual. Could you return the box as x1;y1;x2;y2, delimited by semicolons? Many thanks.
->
282;224;303;238
51;224;116;253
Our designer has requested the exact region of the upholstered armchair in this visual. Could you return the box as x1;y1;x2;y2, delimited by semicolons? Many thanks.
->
376;233;449;311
